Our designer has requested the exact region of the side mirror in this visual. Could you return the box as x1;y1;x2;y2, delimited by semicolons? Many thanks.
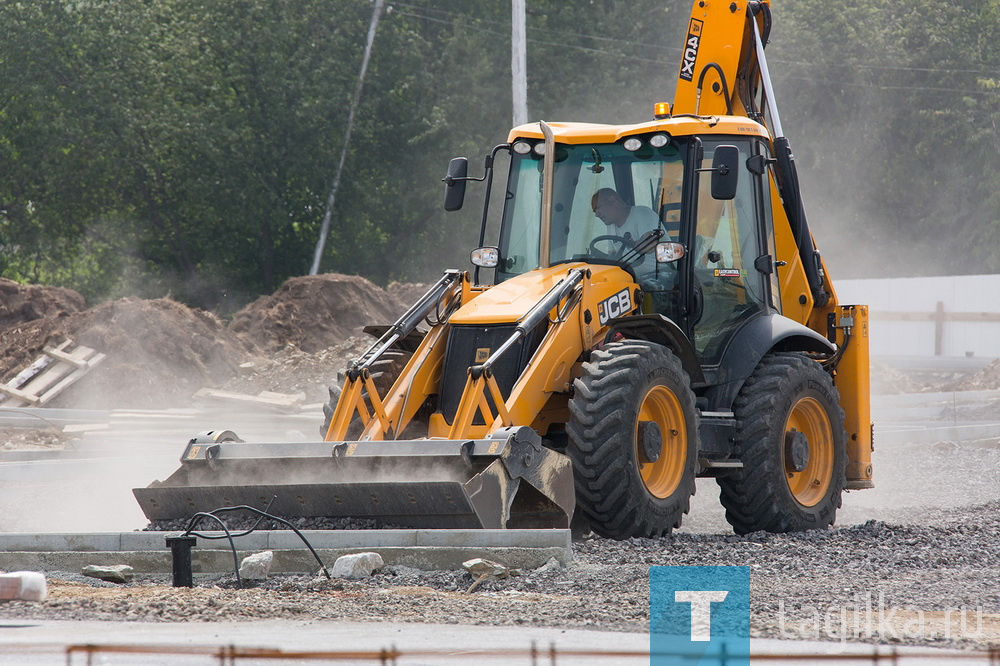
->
471;246;499;268
655;242;685;263
443;157;469;211
711;145;739;200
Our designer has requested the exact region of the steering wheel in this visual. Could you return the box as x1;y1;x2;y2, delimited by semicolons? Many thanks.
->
588;234;634;259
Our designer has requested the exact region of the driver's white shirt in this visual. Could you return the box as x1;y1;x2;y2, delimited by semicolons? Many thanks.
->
616;205;659;241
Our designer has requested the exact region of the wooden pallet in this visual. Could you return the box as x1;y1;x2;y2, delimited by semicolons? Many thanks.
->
0;340;106;408
193;388;306;413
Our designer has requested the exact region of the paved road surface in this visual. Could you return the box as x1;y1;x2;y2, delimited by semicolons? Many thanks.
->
0;619;989;665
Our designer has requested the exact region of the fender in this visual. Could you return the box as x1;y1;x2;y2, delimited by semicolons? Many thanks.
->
606;314;706;386
705;312;835;411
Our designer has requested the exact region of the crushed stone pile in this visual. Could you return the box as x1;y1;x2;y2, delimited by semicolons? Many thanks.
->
0;298;253;409
229;274;406;354
943;357;1000;392
0;427;70;450
0;278;86;334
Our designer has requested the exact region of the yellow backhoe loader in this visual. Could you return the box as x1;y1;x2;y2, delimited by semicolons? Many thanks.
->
135;0;873;538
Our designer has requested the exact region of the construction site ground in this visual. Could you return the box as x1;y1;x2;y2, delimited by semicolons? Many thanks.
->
1;276;999;663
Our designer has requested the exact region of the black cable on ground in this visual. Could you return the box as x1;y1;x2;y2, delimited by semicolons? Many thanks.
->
181;499;332;586
182;511;243;589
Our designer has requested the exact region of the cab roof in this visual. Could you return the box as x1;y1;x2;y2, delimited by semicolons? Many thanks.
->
506;116;770;144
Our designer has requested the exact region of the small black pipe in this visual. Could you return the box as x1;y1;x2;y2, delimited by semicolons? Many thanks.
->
165;535;197;588
696;62;734;115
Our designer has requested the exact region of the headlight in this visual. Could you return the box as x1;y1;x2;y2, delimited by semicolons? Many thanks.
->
649;133;671;148
623;137;643;152
511;141;532;155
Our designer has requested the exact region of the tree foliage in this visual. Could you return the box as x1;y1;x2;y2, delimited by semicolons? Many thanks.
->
0;0;997;307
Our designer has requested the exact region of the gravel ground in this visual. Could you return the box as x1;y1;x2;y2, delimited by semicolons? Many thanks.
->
2;501;998;652
3;357;999;654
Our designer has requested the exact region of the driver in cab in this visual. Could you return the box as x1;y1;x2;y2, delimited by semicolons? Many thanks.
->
590;188;659;243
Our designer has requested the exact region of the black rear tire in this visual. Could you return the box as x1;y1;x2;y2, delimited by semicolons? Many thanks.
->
718;352;847;534
567;341;698;539
321;349;412;439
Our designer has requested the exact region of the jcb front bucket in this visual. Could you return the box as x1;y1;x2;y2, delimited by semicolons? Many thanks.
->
134;426;575;530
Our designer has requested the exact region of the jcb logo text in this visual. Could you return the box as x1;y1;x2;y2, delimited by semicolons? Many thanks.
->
679;19;703;81
597;288;632;326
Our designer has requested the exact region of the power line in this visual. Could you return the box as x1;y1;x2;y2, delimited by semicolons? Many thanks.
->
392;7;998;97
768;56;1000;77
390;2;999;77
772;73;1000;97
389;0;682;52
390;8;676;66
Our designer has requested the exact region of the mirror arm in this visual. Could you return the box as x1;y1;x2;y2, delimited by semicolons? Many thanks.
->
441;144;510;185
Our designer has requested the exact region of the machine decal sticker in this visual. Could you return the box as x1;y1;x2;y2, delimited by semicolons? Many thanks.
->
598;288;633;326
186;446;201;460
715;269;741;278
679;19;704;81
475;347;491;363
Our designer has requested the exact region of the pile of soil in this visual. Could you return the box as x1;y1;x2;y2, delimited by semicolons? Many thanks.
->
230;275;405;354
0;274;422;411
0;278;86;334
0;298;253;409
220;336;374;404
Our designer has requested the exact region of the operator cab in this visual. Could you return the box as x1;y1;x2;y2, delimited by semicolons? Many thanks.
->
447;121;780;365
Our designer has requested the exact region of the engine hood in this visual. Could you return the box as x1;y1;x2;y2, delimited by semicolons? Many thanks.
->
451;263;636;326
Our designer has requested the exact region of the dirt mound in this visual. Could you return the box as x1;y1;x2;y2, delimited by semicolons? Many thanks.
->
387;281;430;310
0;298;252;409
229;274;405;354
0;278;86;334
221;336;372;405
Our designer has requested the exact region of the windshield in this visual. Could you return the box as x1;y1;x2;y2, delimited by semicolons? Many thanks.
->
496;138;688;282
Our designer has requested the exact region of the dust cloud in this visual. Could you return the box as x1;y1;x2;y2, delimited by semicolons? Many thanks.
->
0;274;418;532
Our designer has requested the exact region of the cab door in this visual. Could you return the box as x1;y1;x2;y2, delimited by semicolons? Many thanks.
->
690;140;769;363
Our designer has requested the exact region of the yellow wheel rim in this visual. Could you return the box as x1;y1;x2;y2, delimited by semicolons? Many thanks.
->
783;396;833;507
635;386;687;498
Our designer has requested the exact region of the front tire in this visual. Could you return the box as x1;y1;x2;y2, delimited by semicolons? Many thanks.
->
567;341;698;539
718;352;847;534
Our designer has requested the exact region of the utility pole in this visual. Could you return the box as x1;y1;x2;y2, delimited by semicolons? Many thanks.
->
310;0;386;276
511;0;528;126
